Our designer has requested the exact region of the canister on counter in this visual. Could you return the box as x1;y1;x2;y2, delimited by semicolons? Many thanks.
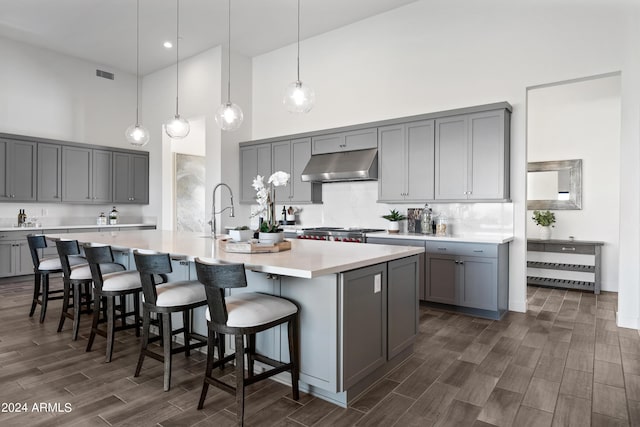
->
435;216;449;236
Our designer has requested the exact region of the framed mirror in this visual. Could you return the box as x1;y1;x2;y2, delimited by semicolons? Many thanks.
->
527;159;582;210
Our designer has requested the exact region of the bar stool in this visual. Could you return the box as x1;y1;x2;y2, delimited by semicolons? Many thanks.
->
27;234;84;323
83;244;143;362
133;250;208;391
194;258;300;425
56;240;123;340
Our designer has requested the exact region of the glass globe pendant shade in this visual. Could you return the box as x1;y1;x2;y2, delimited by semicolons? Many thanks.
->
165;114;190;139
125;123;150;147
283;80;315;113
215;102;244;131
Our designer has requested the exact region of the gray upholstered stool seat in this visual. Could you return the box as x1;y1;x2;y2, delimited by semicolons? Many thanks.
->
205;292;298;327
38;255;85;271
101;270;143;292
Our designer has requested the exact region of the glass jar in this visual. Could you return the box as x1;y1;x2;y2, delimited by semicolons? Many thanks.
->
420;207;432;235
435;216;449;237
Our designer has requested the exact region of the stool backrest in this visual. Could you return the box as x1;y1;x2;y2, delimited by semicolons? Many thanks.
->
56;239;82;278
27;234;47;268
83;244;115;292
133;250;172;305
195;258;247;326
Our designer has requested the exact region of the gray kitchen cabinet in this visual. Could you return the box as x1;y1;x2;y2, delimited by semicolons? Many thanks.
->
240;144;272;204
0;232;33;277
387;256;419;359
37;143;62;202
425;241;508;319
0;138;37;202
272;138;321;204
311;128;377;154
113;152;149;204
434;109;509;201
378;120;434;202
366;237;426;300
341;263;387;389
62;146;112;203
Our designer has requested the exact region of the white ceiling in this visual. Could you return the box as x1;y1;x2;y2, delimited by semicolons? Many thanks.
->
0;0;419;76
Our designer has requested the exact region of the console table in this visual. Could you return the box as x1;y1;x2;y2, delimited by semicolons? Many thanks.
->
527;239;604;294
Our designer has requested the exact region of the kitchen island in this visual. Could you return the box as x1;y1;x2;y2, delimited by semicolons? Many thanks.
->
45;229;423;407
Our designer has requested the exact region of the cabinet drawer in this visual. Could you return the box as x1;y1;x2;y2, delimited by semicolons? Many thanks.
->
543;243;595;255
0;230;31;241
425;241;497;258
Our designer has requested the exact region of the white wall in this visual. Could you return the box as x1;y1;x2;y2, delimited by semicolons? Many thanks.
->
527;75;621;291
247;0;636;316
0;36;149;225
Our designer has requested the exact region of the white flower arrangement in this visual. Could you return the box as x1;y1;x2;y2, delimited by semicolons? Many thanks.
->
251;171;290;232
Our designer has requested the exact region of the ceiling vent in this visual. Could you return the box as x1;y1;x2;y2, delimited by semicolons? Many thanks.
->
96;69;115;80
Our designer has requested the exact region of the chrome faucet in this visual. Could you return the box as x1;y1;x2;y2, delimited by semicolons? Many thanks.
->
209;183;235;239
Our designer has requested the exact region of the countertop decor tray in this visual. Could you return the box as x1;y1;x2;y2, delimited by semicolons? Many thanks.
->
222;240;292;254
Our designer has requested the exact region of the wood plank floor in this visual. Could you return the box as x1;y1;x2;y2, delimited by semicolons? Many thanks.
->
1;275;639;426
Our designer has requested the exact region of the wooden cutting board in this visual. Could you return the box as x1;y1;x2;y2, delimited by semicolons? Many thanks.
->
222;239;292;254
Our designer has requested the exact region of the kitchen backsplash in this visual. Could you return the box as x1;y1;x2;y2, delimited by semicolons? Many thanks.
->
267;181;513;237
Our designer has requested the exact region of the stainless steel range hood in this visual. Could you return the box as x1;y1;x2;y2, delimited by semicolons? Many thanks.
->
301;148;378;182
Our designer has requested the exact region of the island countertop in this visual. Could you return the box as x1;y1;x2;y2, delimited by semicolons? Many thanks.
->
45;229;424;279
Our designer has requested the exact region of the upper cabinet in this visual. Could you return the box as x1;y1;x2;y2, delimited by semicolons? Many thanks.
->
272;138;322;204
311;128;377;154
62;146;112;203
435;109;510;201
240;144;272;204
37;143;62;202
0;138;37;202
378;120;435;202
114;152;149;204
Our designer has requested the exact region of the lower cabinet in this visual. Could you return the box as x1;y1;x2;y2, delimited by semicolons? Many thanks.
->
366;237;425;300
425;241;508;319
0;239;32;278
387;256;419;359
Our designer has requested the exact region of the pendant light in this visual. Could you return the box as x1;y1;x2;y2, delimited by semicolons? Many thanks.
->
214;0;244;131
125;0;150;147
283;0;315;113
165;0;190;139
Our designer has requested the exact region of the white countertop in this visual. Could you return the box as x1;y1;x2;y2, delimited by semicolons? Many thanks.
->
366;231;514;244
0;223;155;232
45;230;424;279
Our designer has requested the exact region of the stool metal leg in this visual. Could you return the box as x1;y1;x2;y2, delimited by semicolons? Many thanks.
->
30;272;41;318
162;313;172;391
106;296;116;362
57;280;71;332
135;309;151;378
40;274;50;323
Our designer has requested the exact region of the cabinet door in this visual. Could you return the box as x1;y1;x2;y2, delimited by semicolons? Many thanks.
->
10;140;37;201
387;256;419;359
92;150;112;203
62;146;92;202
458;256;497;311
37;144;62;202
311;133;343;155
240;144;272;204
16;241;33;275
343;128;378;152
0;140;7;200
378;125;405;202
341;264;386;389
406;120;435;200
434;116;468;200
130;154;149;203
425;253;457;305
468;110;506;200
272;140;292;202
291;137;319;203
113;152;131;203
0;242;13;277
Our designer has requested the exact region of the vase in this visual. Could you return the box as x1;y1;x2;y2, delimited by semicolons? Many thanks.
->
387;221;400;234
539;226;551;240
259;231;284;244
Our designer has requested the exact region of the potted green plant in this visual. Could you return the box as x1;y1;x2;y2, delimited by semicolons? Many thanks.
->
532;210;556;240
382;209;407;234
228;226;253;242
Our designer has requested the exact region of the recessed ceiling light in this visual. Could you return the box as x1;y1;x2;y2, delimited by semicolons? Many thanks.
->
163;41;173;49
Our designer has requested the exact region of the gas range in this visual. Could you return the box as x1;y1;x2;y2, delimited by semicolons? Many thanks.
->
297;227;384;243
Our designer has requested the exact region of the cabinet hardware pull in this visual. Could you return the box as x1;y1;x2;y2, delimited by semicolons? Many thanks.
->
561;247;576;251
473;250;484;253
437;247;447;251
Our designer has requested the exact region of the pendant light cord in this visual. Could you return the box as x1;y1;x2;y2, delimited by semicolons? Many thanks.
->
296;0;300;82
227;0;231;103
135;0;140;125
175;0;180;116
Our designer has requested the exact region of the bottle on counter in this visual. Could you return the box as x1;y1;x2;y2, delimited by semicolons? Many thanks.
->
420;204;432;235
97;212;107;225
281;206;287;224
109;206;118;225
18;209;24;226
